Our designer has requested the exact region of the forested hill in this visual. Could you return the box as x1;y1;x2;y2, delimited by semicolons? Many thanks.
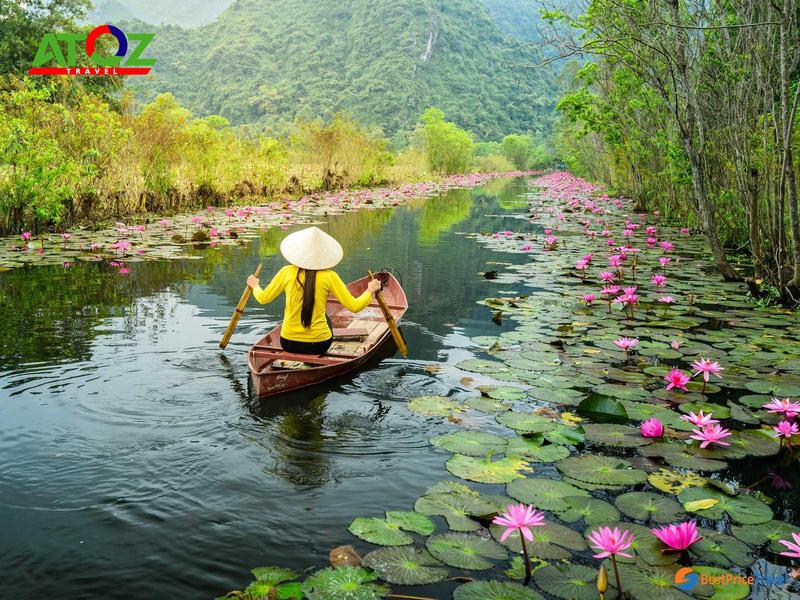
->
123;0;556;139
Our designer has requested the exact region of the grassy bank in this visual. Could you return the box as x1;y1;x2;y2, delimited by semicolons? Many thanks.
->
0;78;550;235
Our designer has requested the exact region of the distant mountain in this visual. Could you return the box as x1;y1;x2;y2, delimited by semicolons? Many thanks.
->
126;0;556;139
86;0;233;28
481;0;545;42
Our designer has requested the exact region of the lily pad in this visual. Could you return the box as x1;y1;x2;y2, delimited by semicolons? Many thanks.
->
414;492;497;531
689;529;754;567
532;564;602;600
486;386;529;401
457;359;509;374
544;424;585;446
465;396;513;413
496;411;552;433
639;442;728;472
302;567;390;600
614;563;696;599
361;546;448;585
384;511;435;535
431;431;508;456
731;520;800;553
556;496;620;527
453;581;544;600
425;532;507;570
677;487;772;524
446;454;529;484
557;454;647;486
245;566;301;600
506;477;589;511
583;423;653;447
615;492;686;523
408;396;462;417
506;437;570;462
577;396;629;423
679;402;731;419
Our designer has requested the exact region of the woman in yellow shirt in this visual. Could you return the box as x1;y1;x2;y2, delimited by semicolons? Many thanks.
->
247;226;381;355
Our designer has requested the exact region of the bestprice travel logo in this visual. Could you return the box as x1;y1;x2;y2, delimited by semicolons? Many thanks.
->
28;24;156;76
674;567;700;590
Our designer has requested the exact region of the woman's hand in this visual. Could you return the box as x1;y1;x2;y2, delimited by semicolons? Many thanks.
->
247;275;260;289
367;279;382;294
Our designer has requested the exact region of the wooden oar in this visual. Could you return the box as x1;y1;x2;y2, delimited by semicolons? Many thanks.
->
368;270;408;357
219;264;262;349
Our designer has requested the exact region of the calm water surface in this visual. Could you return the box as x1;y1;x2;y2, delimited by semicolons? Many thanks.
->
0;178;533;598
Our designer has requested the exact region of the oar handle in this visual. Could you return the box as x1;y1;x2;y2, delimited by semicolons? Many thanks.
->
368;270;408;357
219;263;262;349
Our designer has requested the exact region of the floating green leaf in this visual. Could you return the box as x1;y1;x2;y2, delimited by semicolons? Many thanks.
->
453;581;544;600
414;492;496;532
577;396;629;423
491;521;587;559
457;358;509;374
361;546;448;585
430;431;508;456
465;395;512;413
385;511;435;535
615;492;686;523
532;564;601;600
446;454;529;483
556;496;620;527
506;477;589;512
557;454;647;486
425;532;507;570
689;529;754;568
487;386;529;401
496;411;552;433
639;442;728;472
544;424;585;446
506;437;570;462
408;395;462;417
677;488;772;524
302;567;389;600
731;520;800;553
583;423;653;447
613;563;697;599
348;518;412;546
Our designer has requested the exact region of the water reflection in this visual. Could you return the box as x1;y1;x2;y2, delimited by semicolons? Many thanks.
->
0;177;534;600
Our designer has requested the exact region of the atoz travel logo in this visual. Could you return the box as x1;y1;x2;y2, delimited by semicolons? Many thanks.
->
28;24;156;76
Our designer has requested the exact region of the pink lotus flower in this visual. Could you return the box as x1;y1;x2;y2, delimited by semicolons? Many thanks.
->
763;398;800;419
614;337;639;351
90;242;103;252
622;286;637;294
664;368;691;391
63;261;72;268
640;418;664;438
61;232;71;241
647;237;657;246
118;267;130;275
225;208;235;218
691;359;723;383
600;285;620;296
659;257;671;267
660;241;675;251
670;339;682;350
659;296;675;304
110;240;131;254
158;219;172;228
680;411;719;427
493;503;546;542
680;228;690;234
608;254;624;267
20;231;32;241
581;294;596;305
779;533;800;558
599;271;616;282
651;521;703;552
690;423;732;448
769;470;792;490
522;242;533;251
651;274;667;287
646;226;657;235
587;526;635;559
773;420;799;439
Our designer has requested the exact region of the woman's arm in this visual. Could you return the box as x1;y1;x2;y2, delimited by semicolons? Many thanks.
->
249;266;289;304
329;272;379;313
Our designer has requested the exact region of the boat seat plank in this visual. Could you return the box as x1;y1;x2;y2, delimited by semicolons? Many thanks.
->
250;350;346;365
357;322;390;353
332;327;369;340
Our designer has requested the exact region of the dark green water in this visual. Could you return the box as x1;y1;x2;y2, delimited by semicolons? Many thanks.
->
0;178;533;599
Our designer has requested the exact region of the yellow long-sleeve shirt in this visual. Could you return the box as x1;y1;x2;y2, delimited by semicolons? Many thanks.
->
252;265;372;342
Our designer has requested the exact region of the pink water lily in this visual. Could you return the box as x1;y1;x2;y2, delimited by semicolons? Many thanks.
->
613;337;639;351
493;503;545;584
690;423;732;448
779;533;800;559
581;293;596;305
670;339;682;350
651;274;667;287
587;526;635;559
640;417;664;438
21;231;32;241
763;398;800;419
659;257;671;267
773;420;799;440
651;521;703;552
61;232;71;241
680;410;719;427
691;359;723;382
599;271;616;282
664;368;691;391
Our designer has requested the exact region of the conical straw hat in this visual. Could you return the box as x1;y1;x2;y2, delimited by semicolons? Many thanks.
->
280;226;343;270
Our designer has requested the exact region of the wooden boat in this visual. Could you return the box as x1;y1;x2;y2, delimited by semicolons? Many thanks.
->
247;272;408;397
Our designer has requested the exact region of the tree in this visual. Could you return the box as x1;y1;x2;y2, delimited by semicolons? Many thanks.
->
501;134;533;169
418;107;475;175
